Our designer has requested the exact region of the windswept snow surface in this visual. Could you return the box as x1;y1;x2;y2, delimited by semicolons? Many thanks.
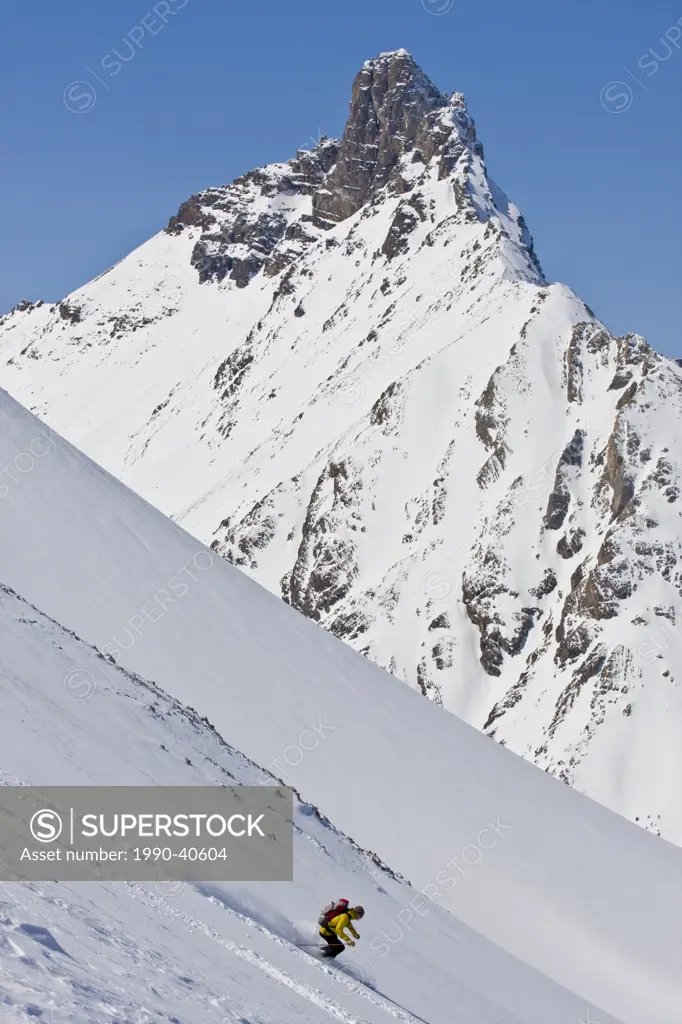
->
0;581;622;1024
1;391;681;1024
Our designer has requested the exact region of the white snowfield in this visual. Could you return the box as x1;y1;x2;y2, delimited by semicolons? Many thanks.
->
0;580;621;1024
1;389;680;1024
2;54;681;848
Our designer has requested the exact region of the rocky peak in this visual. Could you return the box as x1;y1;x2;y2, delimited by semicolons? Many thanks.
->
0;298;45;327
162;51;503;287
312;49;450;227
164;135;340;287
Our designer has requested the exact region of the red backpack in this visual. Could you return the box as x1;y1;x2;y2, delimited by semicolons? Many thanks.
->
318;899;349;927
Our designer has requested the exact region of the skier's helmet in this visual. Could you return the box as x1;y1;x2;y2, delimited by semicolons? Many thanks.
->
352;905;365;918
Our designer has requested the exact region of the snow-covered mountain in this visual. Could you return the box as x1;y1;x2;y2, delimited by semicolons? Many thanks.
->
2;49;681;844
2;388;682;1024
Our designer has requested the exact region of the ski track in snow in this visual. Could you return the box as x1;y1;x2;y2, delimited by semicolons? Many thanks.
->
128;883;419;1024
0;781;463;1024
194;884;433;1023
0;876;432;1024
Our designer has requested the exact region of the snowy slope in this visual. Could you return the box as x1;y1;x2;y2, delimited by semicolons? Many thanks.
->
1;390;681;1024
1;50;681;844
4;581;608;1024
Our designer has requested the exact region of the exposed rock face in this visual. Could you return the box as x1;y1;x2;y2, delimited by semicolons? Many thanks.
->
312;50;447;227
0;299;46;333
58;301;83;324
2;50;681;845
165;138;340;287
544;429;585;531
283;458;363;623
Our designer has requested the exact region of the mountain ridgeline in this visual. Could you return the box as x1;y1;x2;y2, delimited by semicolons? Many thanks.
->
2;49;681;843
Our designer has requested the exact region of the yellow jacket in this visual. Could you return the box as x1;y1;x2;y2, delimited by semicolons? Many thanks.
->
320;909;360;944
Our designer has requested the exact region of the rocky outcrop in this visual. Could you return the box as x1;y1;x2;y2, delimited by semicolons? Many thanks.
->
475;361;512;489
312;51;447;227
283;459;364;624
565;322;611;403
165;138;340;287
157;50;534;298
58;301;83;324
543;429;585;531
370;382;404;432
557;528;586;559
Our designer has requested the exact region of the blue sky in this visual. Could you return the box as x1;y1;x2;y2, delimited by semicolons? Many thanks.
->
1;0;680;355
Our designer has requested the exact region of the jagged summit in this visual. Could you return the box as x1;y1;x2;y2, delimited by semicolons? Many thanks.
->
158;50;541;287
357;47;448;110
312;49;450;226
364;47;412;62
0;297;45;322
359;48;445;97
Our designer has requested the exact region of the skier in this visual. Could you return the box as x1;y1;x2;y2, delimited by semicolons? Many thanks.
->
318;901;365;958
